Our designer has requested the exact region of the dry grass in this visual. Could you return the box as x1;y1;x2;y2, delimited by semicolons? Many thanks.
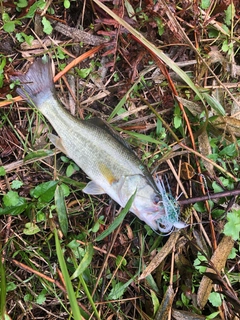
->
0;1;240;319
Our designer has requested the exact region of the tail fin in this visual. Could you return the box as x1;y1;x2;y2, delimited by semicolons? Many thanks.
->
11;57;55;107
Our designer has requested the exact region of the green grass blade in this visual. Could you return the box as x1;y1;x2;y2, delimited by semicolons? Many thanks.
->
24;149;54;162
120;129;162;145
55;185;68;237
93;0;205;105
95;191;136;241
79;274;101;320
71;243;94;280
0;252;6;318
202;92;226;116
108;68;153;121
54;229;83;319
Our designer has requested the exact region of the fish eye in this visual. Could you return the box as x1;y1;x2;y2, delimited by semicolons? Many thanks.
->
153;195;161;204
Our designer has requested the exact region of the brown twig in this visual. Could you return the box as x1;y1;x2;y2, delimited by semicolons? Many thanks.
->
178;189;240;205
11;259;66;292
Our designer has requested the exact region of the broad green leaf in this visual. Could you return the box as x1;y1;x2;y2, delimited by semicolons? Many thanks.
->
60;183;70;197
16;32;34;45
11;180;23;190
108;276;136;300
3;21;16;33
219;143;237;158
116;255;127;268
76;67;92;79
228;247;237;259
0;166;6;176
212;181;224;193
201;0;210;9
24;294;33;302
64;0;70;9
6;282;17;292
223;210;240;240
23;222;40;235
30;181;58;203
193;253;207;273
0;57;6;71
36;291;47;304
2;12;10;22
224;4;235;26
3;191;21;207
222;39;229;53
16;0;28;8
26;0;45;18
0;202;27;216
209;292;222;307
173;105;182;129
146;274;160;293
66;164;75;177
155;17;164;36
42;17;53;35
108;282;125;300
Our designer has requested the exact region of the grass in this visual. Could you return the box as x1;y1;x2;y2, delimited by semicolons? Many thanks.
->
0;1;240;319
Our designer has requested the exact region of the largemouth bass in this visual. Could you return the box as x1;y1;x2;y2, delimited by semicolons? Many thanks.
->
11;57;184;233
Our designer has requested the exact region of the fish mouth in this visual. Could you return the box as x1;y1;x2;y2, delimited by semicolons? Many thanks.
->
156;220;174;234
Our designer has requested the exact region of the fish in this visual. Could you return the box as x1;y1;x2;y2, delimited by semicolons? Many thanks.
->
11;57;184;233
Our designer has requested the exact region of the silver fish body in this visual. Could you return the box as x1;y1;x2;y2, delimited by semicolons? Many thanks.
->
11;58;169;231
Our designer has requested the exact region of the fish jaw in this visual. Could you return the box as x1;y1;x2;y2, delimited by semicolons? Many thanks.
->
131;189;166;231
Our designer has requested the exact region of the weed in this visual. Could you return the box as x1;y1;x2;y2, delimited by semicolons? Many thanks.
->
0;0;240;319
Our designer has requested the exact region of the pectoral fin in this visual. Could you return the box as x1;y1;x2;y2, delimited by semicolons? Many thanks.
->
48;133;67;154
83;181;106;195
98;163;117;185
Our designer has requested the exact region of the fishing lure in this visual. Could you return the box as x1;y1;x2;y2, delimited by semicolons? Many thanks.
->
156;177;187;235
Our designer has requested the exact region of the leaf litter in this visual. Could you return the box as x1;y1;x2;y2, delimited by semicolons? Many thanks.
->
0;0;240;319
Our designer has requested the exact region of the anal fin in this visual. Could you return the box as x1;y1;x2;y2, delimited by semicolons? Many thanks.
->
48;133;67;154
83;181;106;195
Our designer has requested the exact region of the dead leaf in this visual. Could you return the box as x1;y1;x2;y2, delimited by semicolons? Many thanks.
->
172;309;213;319
0;127;20;157
176;96;203;116
139;232;180;280
213;115;240;137
197;235;235;309
198;130;214;176
154;286;174;320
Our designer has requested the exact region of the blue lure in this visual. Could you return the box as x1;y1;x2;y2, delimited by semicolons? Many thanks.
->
155;177;187;235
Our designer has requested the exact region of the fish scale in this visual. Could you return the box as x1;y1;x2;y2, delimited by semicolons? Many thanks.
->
11;57;184;233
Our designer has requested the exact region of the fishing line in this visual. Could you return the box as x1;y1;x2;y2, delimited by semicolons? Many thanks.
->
154;175;187;235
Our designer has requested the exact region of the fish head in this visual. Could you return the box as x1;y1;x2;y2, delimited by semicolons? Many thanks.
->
116;175;168;231
116;174;186;234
